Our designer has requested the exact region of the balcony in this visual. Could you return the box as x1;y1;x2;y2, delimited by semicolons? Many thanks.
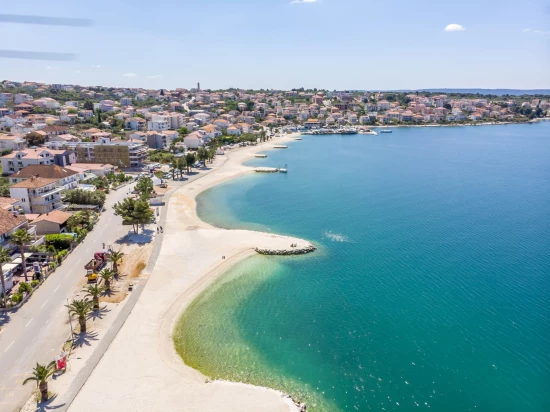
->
30;186;64;198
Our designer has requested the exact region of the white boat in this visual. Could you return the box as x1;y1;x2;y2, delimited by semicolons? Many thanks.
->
279;164;288;173
380;126;392;133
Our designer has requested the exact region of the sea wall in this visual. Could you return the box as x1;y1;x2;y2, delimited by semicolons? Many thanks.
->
255;245;316;256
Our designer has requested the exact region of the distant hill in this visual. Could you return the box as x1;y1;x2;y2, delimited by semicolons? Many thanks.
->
414;89;550;96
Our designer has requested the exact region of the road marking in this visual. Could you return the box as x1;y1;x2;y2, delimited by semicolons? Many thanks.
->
4;341;14;352
25;318;33;327
40;300;48;308
53;285;60;292
76;259;81;265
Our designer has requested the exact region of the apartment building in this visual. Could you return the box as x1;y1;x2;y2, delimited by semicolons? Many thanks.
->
8;164;80;190
9;177;65;214
1;148;75;175
0;133;26;151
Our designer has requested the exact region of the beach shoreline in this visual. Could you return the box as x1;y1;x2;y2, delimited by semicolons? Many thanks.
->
67;133;312;412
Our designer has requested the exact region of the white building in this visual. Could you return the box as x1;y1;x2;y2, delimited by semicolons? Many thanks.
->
183;131;206;149
9;177;66;214
14;94;33;104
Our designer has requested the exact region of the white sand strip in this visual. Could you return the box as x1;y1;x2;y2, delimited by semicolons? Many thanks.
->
68;135;310;412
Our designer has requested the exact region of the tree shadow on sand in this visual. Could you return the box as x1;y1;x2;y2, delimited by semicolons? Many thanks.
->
114;228;155;246
87;305;110;322
72;330;99;348
29;394;65;411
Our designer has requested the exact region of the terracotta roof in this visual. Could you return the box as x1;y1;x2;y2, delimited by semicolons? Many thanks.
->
0;197;20;210
0;209;27;234
30;210;72;225
83;127;101;133
24;214;40;221
68;163;114;170
10;177;59;189
10;164;78;180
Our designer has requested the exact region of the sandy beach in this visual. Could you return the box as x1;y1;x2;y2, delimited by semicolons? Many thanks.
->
67;134;311;412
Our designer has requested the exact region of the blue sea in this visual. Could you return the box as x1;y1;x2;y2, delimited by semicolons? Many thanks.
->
174;122;550;411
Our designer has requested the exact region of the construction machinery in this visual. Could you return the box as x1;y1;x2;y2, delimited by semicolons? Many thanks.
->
84;252;107;282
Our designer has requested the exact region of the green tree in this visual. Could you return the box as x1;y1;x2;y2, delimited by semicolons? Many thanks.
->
64;189;106;207
178;127;189;137
207;146;216;162
23;362;56;403
185;152;196;172
83;101;94;111
443;103;452;110
25;131;46;147
113;197;154;233
66;298;93;333
0;246;10;307
154;170;164;182
197;147;208;164
174;158;186;178
135;177;153;200
109;250;124;275
98;268;115;291
96;109;102;123
84;284;104;310
11;229;33;282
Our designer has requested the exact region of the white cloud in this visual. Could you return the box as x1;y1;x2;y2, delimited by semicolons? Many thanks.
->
444;24;465;32
92;65;101;68
146;75;163;79
75;70;81;74
291;0;318;4
122;73;138;77
45;66;57;70
523;28;550;35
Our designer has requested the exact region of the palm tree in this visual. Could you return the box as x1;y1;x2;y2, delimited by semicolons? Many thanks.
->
83;284;104;310
11;229;33;282
0;246;11;308
23;362;56;403
66;299;93;333
98;268;114;291
109;250;124;275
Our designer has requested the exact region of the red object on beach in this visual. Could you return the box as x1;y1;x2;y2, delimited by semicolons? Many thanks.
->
55;353;67;370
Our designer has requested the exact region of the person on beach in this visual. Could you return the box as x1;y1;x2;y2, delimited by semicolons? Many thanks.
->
157;227;159;234
160;226;163;233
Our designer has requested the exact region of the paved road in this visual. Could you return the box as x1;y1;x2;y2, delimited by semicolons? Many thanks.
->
0;182;136;412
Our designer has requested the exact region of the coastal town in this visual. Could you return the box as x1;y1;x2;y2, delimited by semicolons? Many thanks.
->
0;79;548;412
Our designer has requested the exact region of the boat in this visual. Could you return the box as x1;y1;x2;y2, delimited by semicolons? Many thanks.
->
380;126;393;133
279;164;288;173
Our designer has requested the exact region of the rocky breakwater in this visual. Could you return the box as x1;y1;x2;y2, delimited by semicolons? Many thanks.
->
255;244;316;256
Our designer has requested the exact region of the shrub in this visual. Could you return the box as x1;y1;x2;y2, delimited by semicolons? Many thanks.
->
11;293;23;303
18;282;32;294
64;189;106;207
45;234;74;251
31;280;40;288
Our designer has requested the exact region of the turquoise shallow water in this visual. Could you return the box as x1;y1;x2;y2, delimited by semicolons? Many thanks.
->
175;123;550;411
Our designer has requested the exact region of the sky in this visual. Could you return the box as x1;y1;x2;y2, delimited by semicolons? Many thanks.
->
1;0;549;90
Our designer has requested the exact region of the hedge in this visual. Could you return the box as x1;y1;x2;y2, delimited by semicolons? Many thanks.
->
45;234;74;251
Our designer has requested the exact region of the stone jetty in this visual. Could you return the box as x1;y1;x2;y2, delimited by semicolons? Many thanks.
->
255;244;316;256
